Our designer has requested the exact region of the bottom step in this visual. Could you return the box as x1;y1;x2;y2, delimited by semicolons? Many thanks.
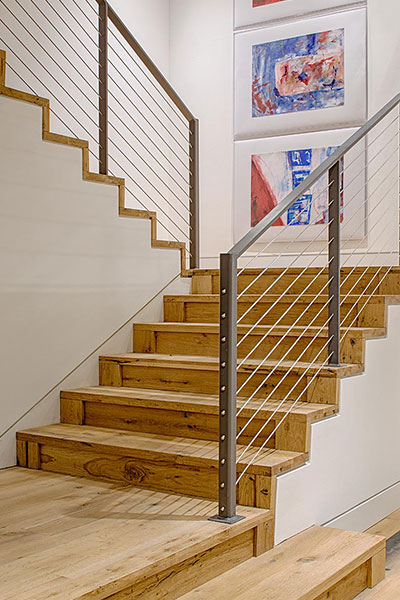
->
0;468;273;600
179;526;386;600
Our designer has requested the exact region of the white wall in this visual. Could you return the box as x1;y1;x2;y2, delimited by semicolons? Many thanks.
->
170;0;234;265
169;0;400;265
108;0;170;77
0;93;187;468
275;305;400;543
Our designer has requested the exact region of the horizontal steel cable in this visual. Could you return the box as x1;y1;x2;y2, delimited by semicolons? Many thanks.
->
0;18;101;140
108;58;192;163
237;184;398;418
237;145;400;337
0;38;101;159
107;160;191;244
107;67;191;177
107;101;192;210
108;28;191;137
13;0;99;97
237;161;399;366
236;342;334;480
40;0;100;70
236;210;399;473
108;133;191;228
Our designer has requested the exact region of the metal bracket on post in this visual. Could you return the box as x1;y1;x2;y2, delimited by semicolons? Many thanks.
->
209;253;244;525
99;0;108;175
328;160;341;366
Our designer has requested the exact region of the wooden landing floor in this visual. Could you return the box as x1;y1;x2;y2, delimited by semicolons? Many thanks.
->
0;468;268;600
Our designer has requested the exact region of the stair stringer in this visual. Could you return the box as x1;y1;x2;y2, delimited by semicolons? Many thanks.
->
0;49;188;275
275;303;400;544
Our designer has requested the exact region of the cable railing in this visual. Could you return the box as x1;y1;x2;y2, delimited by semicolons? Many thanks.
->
0;0;199;269
213;94;400;523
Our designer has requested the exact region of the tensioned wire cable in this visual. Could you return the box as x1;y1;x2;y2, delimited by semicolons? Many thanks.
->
237;234;400;480
237;189;399;434
235;172;399;405
236;140;400;339
236;158;400;378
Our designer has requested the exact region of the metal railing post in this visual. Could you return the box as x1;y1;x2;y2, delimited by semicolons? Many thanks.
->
189;118;199;270
99;0;108;175
210;253;244;524
328;160;341;366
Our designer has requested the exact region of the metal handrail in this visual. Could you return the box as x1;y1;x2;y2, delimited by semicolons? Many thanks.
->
228;93;400;258
96;0;199;269
213;92;400;524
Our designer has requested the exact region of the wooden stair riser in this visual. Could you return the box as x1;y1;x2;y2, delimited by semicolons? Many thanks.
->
192;270;400;296
117;523;274;599
133;326;366;364
164;297;387;328
60;397;313;452
16;438;279;510
99;360;341;404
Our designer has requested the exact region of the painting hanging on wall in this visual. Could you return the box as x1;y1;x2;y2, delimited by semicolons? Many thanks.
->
235;9;367;139
234;129;365;243
235;0;366;29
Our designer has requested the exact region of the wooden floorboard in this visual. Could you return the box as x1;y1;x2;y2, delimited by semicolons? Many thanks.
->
0;468;271;600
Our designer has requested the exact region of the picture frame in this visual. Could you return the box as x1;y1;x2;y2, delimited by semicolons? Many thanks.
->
234;128;366;245
234;0;366;29
234;8;367;140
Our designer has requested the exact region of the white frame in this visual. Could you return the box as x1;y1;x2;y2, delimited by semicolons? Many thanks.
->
234;128;366;244
234;8;367;140
234;0;366;29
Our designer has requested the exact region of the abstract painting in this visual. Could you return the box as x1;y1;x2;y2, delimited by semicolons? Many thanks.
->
252;29;344;118
235;9;367;138
251;146;342;227
235;0;366;28
234;129;365;243
253;0;287;6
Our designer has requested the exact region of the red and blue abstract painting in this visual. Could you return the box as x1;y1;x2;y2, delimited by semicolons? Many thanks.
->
253;0;287;6
251;146;344;227
252;29;345;117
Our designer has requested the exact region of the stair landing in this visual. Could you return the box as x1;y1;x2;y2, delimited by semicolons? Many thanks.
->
0;468;272;600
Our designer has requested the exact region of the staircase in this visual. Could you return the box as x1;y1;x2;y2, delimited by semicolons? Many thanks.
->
15;265;397;598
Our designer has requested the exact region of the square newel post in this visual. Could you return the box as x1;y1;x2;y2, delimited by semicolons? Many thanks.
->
99;0;109;175
328;160;342;366
210;253;244;524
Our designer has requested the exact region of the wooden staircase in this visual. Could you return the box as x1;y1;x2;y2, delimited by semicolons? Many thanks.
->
15;266;400;598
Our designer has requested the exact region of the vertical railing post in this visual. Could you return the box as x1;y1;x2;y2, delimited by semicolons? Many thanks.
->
99;0;108;175
189;118;199;270
210;253;244;524
328;161;341;366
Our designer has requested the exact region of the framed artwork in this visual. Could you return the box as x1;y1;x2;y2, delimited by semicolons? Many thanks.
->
234;128;366;244
234;9;367;139
235;0;366;29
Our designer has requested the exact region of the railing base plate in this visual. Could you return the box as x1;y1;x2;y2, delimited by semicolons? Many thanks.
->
208;514;246;525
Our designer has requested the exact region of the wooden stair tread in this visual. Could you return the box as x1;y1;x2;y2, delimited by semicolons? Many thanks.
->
100;352;362;377
0;468;271;600
165;293;400;303
62;386;337;421
134;322;386;338
178;525;386;600
17;424;307;475
189;266;400;276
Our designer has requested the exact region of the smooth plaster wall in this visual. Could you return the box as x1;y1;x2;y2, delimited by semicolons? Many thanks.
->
0;93;187;468
169;0;400;265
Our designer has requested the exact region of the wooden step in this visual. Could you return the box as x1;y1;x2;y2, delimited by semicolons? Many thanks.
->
164;293;400;328
60;386;338;452
191;267;400;296
0;468;274;600
178;525;386;600
133;322;385;364
98;352;361;404
16;424;307;508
